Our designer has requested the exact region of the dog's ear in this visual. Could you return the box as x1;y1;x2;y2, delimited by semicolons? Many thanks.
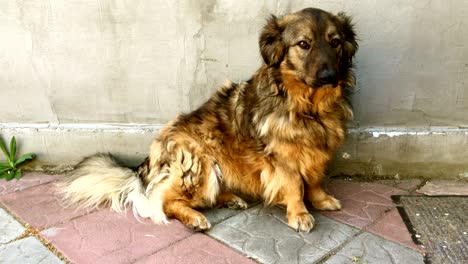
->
336;12;358;63
259;15;286;67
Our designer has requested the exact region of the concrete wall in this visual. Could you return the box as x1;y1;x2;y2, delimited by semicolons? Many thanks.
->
1;1;467;178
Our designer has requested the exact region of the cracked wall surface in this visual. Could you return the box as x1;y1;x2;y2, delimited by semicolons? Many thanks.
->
1;0;467;127
1;1;468;177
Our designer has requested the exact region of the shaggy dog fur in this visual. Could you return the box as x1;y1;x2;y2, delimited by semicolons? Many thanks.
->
60;7;358;232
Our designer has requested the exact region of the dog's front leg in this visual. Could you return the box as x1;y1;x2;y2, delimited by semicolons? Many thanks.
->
307;182;341;210
262;165;315;232
284;190;315;232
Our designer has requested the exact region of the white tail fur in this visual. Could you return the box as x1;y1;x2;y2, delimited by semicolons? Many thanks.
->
59;153;168;224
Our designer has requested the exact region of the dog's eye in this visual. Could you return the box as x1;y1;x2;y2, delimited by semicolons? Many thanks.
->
298;41;310;50
330;39;341;48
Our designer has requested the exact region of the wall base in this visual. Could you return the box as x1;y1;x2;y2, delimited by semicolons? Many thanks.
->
1;124;467;179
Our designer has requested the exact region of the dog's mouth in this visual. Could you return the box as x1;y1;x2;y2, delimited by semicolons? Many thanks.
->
316;81;339;88
306;78;339;89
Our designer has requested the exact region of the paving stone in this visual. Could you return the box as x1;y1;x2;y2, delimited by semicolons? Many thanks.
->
318;180;407;228
202;202;259;226
0;207;26;244
203;207;242;226
0;236;62;264
207;205;358;264
394;179;424;192
0;183;89;229
376;179;423;192
324;232;425;264
136;233;256;264
41;209;194;264
366;208;424;252
416;180;468;196
0;172;61;196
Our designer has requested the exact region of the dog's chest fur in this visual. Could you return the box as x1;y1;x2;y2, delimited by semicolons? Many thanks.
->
164;68;352;193
238;71;351;157
206;74;352;178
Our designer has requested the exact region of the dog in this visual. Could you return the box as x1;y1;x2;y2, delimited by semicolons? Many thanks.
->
60;7;358;232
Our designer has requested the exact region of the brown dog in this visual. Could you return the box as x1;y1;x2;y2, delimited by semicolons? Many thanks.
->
61;7;358;232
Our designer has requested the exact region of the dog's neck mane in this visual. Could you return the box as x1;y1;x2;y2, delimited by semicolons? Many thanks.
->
261;66;346;120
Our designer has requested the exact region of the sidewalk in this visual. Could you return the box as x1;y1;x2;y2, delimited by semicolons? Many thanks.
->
0;173;465;263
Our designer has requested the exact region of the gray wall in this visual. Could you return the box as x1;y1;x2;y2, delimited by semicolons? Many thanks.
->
1;1;467;178
2;0;467;127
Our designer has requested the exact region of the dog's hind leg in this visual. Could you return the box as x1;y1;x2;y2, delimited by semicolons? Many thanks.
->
164;200;211;231
148;138;224;230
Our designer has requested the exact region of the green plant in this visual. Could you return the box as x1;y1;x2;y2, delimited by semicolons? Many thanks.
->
0;136;36;181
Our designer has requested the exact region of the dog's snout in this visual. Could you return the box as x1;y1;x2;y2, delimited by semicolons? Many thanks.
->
317;68;338;86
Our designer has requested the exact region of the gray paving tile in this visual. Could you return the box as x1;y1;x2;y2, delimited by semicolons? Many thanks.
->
207;205;358;264
0;207;25;244
0;236;62;264
324;232;425;264
416;180;468;196
203;207;242;226
202;202;259;225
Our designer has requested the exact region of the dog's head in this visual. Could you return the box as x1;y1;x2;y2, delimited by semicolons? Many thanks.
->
259;8;358;88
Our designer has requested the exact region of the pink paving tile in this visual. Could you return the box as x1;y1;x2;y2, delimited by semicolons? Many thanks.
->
366;208;425;253
316;180;407;228
41;210;194;264
136;233;256;264
416;180;468;196
0;182;89;229
0;172;62;196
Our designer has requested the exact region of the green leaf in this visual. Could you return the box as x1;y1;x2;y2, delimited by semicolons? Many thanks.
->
10;136;16;163
14;170;23;180
0;162;11;169
0;136;10;161
5;171;16;181
0;167;11;174
0;173;8;179
15;153;36;166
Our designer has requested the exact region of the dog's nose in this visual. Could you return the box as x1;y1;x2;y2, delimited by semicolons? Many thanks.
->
317;69;337;85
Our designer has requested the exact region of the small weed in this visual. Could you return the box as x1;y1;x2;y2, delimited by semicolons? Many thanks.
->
0;136;36;181
351;256;367;263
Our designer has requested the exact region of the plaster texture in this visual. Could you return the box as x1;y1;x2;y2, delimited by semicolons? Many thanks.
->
1;1;467;178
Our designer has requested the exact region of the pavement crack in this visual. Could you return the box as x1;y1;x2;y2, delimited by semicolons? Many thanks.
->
382;245;397;264
273;238;283;259
316;228;366;264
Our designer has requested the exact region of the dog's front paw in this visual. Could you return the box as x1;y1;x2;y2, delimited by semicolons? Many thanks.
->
312;195;341;211
186;213;211;231
287;212;315;232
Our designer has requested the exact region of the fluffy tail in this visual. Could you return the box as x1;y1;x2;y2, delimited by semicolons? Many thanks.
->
59;153;168;223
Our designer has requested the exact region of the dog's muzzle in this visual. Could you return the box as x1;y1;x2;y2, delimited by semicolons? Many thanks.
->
316;68;338;87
